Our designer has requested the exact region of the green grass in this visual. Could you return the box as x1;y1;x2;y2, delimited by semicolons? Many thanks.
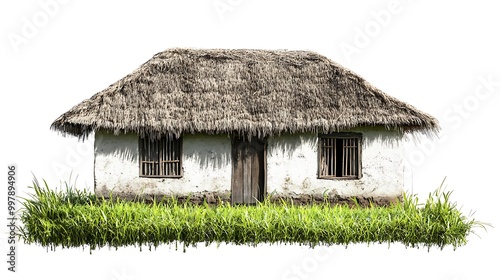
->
18;178;487;252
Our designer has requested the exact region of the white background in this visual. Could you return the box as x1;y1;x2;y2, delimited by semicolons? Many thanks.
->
1;1;499;279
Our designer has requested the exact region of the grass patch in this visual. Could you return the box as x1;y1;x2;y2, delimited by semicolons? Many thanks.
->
18;178;487;252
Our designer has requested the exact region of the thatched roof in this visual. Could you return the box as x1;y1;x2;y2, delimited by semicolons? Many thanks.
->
51;48;439;140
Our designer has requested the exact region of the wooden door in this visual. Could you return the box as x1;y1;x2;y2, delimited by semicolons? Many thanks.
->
231;137;266;204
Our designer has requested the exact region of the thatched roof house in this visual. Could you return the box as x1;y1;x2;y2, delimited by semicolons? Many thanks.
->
52;48;438;205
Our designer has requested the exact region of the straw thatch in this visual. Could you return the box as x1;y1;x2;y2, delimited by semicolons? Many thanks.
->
51;48;439;140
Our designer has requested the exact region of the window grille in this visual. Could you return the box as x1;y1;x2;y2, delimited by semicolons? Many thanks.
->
139;136;182;178
318;133;361;179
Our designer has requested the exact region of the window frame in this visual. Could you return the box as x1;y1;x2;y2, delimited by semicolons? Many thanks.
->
317;132;362;180
139;135;183;178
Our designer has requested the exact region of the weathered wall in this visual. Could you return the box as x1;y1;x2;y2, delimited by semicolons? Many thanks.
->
94;130;232;198
94;127;404;200
266;128;404;198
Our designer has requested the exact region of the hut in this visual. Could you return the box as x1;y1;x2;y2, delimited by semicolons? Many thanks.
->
51;48;438;205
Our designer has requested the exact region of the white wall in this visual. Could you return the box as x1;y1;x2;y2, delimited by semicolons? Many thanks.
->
94;127;404;198
266;128;404;198
94;130;232;197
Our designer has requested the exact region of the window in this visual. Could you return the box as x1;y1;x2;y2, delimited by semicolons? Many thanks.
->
318;133;361;179
139;135;182;178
